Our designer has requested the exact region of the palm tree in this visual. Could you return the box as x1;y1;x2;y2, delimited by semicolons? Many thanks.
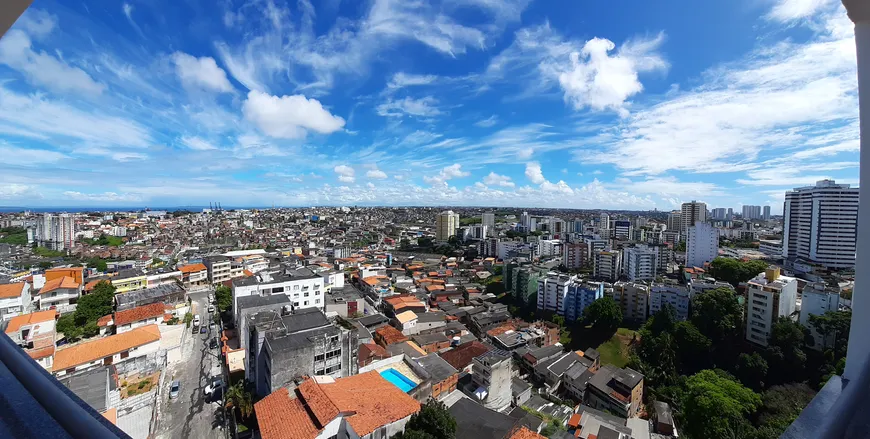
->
225;382;254;420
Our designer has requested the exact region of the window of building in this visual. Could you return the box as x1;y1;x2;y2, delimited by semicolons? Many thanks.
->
120;351;129;359
304;301;309;306
294;285;299;290
304;292;309;297
315;298;320;304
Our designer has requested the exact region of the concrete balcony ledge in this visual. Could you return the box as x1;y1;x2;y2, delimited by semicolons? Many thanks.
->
781;374;870;439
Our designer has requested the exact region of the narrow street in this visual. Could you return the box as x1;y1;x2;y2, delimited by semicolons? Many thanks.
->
155;290;226;439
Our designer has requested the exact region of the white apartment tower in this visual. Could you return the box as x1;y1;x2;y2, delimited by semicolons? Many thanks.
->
763;206;771;221
436;210;460;242
594;250;621;282
36;213;75;251
782;180;859;270
680;201;707;236
623;245;658;282
746;267;798;347
686;221;720;268
666;211;682;233
742;205;762;220
481;213;495;237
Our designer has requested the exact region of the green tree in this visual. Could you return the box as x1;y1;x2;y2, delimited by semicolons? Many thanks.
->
735;352;768;391
86;258;108;272
392;400;456;439
56;314;83;342
215;285;233;313
765;318;810;385
226;382;253;420
690;287;743;345
707;257;768;287
673;321;712;375
582;297;623;332
753;383;817;439
73;281;116;326
808;310;851;360
683;369;761;439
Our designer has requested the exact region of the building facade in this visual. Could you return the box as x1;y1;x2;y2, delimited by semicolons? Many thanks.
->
623;245;658;282
686;221;720;268
782;180;859;270
436;210;460;242
745;268;798;347
680;201;707;237
594;250;621;282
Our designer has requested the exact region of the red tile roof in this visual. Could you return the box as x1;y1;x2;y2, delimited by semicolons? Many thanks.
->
41;276;80;294
0;282;25;299
438;341;492;370
255;372;420;439
113;302;165;326
506;426;547;439
27;345;55;360
179;263;207;274
53;325;161;372
5;310;57;334
374;325;408;347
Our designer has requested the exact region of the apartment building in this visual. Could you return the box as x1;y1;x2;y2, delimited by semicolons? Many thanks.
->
680;201;707;236
0;282;31;320
233;267;325;312
511;266;545;305
110;269;147;293
36;213;75;251
469;349;513;411
39;276;81;314
436;210;460;242
613;220;632;240
612;282;650;322
799;283;841;350
563;242;589;270
623;245;658;282
204;255;233;284
481;212;495;237
745;267;798;347
686;221;719;268
782;179;859;270
594;250;621;282
650;283;690;321
179;263;209;288
585;364;645;418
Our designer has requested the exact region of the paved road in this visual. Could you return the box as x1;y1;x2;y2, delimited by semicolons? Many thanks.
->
155;290;226;439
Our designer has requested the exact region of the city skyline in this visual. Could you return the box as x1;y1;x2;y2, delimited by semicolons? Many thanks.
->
0;0;859;211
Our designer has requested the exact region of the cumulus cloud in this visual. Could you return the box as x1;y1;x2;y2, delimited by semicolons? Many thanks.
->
242;90;345;139
172;52;234;93
334;164;355;183
366;169;388;179
483;172;514;187
423;163;470;185
525;162;546;184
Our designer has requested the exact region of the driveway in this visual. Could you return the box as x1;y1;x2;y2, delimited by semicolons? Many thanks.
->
155;290;227;439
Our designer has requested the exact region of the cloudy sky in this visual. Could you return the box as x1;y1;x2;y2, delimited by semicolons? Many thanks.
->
0;0;859;211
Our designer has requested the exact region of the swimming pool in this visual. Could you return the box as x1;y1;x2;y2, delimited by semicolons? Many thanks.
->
380;368;416;393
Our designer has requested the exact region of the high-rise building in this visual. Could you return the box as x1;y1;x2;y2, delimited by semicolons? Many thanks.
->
613;220;632;240
727;208;734;221
666;210;681;232
623;245;658;282
711;208;728;221
782;180;859;270
680;202;707;236
746;267;798;347
742;205;762;220
35;214;75;251
436;210;460;242
612;282;650;322
481;213;495;237
563;242;589;269
650;284;691;321
762;205;771;221
594;250;621;282
520;212;530;232
599;213;610;233
799;283;841;351
686;221;720;268
536;274;604;322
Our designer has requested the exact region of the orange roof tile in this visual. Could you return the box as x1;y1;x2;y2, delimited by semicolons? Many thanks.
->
374;325;408;346
114;302;165;326
101;408;117;425
297;379;340;427
5;310;57;334
255;388;319;439
27;345;55;360
179;263;207;274
567;413;582;428
362;275;388;286
97;314;113;327
53;325;161;371
506;426;547;439
41;276;80;294
0;282;26;299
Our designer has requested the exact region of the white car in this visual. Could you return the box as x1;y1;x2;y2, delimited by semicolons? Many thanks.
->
193;315;201;326
204;377;224;396
208;305;215;313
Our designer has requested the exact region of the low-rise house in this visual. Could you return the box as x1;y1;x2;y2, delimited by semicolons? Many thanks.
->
114;283;185;311
439;340;491;373
112;302;167;333
39;276;81;314
415;311;447;332
44;267;84;286
413;354;458;400
409;332;451;354
585;364;644;418
254;372;420;439
522;394;575;427
511;377;532;407
323;285;365;317
359;342;390;367
232;267;326;312
179;263;208;289
519;344;564;373
4;309;57;370
448;397;540;439
394;311;419;335
374;324;408;348
53;324;161;377
383;295;427;316
357;313;389;331
0;281;31;320
568;404;636;439
110;269;147;293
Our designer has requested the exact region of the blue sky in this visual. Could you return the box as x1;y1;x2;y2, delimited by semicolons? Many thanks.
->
0;0;859;211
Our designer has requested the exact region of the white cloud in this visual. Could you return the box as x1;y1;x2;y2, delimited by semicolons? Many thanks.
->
63;191;142;202
475;115;498;128
0;184;41;199
525;162;545;184
540;180;574;195
172;52;234;93
377;96;441;118
423;163;470;185
0;144;66;166
483;171;515;187
334;164;356;183
394;175;405;181
242;90;345;139
767;0;837;22
387;72;439;89
0;30;105;96
365;0;486;56
16;9;57;39
556;33;668;115
366;169;388;179
181;136;219;151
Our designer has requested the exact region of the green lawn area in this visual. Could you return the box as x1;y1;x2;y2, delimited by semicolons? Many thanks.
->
595;328;637;368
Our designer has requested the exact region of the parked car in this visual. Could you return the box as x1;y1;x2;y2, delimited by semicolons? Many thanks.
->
209;338;219;349
169;380;180;399
208;305;215;313
193;314;201;326
204;377;225;396
200;326;207;334
209;322;216;331
207;294;213;303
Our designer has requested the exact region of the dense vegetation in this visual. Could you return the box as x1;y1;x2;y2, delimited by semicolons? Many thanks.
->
82;234;124;246
706;257;769;287
0;226;27;245
56;281;116;341
392;400;457;439
628;287;851;439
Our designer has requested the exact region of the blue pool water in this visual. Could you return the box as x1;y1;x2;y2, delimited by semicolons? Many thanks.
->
380;368;416;392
